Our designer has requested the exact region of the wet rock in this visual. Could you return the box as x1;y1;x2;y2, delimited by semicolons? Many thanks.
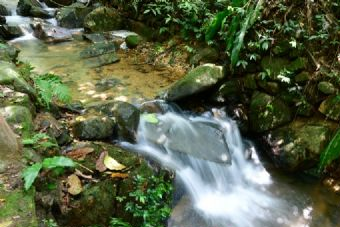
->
34;112;71;145
72;113;115;140
242;74;257;90
95;78;121;92
288;57;308;73
249;92;292;133
0;44;20;62
127;20;156;41
0;15;5;24
257;80;280;94
31;23;73;43
125;34;142;49
319;95;340;121
85;100;117;116
0;61;36;96
318;81;336;95
17;0;52;18
80;42;116;58
189;46;219;65
44;0;73;8
296;102;314;117
83;32;107;43
215;79;243;102
56;3;93;28
0;25;24;40
112;101;140;142
0;88;36;114
84;6;123;33
162;64;224;101
0;105;34;137
263;120;333;171
86;52;120;67
0;4;10;16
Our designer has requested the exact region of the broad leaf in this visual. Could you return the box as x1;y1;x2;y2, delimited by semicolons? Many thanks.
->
319;129;340;172
42;156;76;169
22;163;42;190
205;10;230;41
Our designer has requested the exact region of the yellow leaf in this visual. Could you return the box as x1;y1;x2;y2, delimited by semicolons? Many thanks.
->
67;174;83;195
104;154;126;171
111;173;129;179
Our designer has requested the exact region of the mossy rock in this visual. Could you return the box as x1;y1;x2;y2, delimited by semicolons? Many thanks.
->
72;113;115;140
125;35;143;49
162;64;224;101
249;92;292;133
0;105;34;138
0;89;35;114
84;6;123;33
0;44;20;62
80;42;116;58
56;3;93;28
86;52;120;67
16;0;52;18
318;81;337;95
319;95;340;121
263;120;333;171
0;188;38;227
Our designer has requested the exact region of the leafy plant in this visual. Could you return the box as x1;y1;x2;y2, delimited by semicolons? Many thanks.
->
22;133;58;150
32;73;71;109
318;128;340;172
22;156;76;190
111;174;172;227
42;218;58;227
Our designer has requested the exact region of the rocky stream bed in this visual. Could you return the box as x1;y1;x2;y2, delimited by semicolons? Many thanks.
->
1;0;340;227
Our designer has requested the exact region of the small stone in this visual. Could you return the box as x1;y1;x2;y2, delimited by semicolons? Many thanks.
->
318;81;336;95
295;71;311;84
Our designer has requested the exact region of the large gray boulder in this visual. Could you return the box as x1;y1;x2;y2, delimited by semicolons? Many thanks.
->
0;4;10;16
31;22;73;43
263;120;333;171
249;92;292;133
44;0;73;8
0;25;23;40
84;7;123;33
79;42;116;58
17;0;52;18
56;3;93;28
162;64;224;101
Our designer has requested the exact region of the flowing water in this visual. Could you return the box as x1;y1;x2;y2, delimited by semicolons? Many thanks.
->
122;103;340;227
2;1;340;226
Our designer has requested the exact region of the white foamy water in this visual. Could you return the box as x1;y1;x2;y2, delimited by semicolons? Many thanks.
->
121;104;323;227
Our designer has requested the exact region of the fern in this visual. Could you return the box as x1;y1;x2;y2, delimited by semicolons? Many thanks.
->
318;128;340;172
33;73;71;108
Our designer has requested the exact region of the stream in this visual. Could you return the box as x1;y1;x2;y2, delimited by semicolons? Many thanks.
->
2;1;340;227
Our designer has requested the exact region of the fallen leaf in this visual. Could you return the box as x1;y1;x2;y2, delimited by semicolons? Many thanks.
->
66;147;94;160
67;174;82;195
111;173;129;179
142;113;159;124
75;169;93;180
96;151;107;172
104;154;126;171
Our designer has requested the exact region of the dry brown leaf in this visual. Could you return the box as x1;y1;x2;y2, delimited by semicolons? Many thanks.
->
104;154;126;171
67;174;83;195
66;147;94;160
96;151;107;172
111;173;129;179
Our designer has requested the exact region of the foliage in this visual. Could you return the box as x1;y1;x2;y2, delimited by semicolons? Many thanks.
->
22;133;58;150
111;174;173;227
42;219;58;227
22;156;76;190
32;73;71;109
318;128;340;172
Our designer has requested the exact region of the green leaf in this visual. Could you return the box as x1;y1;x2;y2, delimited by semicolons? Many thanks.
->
42;156;76;169
22;163;42;190
318;129;340;172
205;10;230;41
142;113;159;124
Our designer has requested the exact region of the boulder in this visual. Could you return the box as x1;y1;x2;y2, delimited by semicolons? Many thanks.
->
162;64;224;101
34;112;71;145
0;44;20;62
295;71;311;84
31;22;73;43
84;7;123;33
95;78;122;92
0;4;10;16
56;3;93;28
249;92;292;133
44;0;73;8
125;34;142;49
72;113;115;140
0;25;24;40
319;95;340;121
17;0;52;18
0;87;36;114
0;105;34;137
0;15;5;25
0;116;20;161
189;46;219;65
85;100;117;116
127;20;156;41
318;81;336;95
112;101;140;142
0;61;36;96
263;120;333;171
80;42;116;58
